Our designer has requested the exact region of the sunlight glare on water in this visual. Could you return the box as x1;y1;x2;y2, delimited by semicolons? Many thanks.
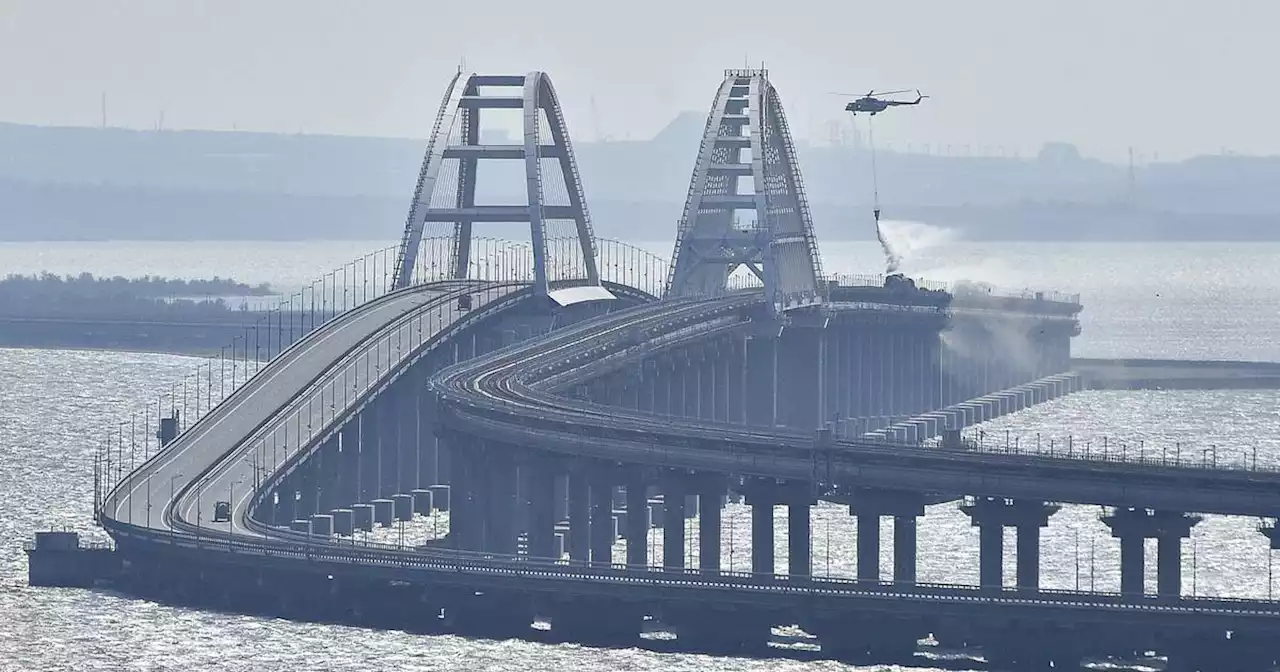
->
2;240;1280;670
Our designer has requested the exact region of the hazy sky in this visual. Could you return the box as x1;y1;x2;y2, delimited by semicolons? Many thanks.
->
0;0;1273;160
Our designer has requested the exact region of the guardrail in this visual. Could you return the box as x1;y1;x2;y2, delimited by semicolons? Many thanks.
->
102;517;1280;619
945;429;1278;476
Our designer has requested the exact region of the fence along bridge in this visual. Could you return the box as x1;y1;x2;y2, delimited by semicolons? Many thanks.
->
74;70;1280;672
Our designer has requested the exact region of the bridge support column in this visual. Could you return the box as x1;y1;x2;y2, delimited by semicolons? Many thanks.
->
925;337;942;412
850;489;926;585
1102;507;1200;597
672;355;689;417
823;328;840;433
961;497;1059;591
567;468;590;562
856;513;880;583
415;374;438;490
697;354;710;420
394;377;418;495
620;369;639;409
446;433;478;550
978;523;1003;589
894;515;918;584
483;447;518;555
358;409;378;504
725;338;745;424
670;354;687;417
747;495;774;575
787;504;811;577
338;423;360;507
709;341;727;422
777;327;821;430
625;471;649;567
1016;521;1042;592
698;476;725;573
743;334;777;428
526;458;557;559
637;361;656;413
376;397;397;498
680;352;698;418
590;470;615;565
317;437;342;513
662;474;687;571
743;478;812;577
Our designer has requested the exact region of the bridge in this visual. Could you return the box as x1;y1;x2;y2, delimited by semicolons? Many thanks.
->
59;69;1280;671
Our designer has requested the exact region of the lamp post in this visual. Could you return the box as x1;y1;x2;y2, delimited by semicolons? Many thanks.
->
1074;528;1080;590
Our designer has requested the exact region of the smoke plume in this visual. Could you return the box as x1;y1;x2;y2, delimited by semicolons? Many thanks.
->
874;219;955;276
875;219;903;274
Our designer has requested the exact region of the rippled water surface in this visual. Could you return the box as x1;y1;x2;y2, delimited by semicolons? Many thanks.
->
2;240;1280;671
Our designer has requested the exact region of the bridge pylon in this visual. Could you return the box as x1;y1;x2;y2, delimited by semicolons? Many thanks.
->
665;69;825;312
392;71;602;299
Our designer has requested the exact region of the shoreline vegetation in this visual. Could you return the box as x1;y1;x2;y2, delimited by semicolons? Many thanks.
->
0;272;274;319
0;272;338;356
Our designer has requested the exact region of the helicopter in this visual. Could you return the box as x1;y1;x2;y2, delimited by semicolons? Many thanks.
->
838;89;927;116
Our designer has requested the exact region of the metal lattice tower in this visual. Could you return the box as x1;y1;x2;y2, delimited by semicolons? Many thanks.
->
665;69;825;312
392;71;601;297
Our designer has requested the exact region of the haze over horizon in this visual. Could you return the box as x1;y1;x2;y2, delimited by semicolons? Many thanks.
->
1;0;1274;162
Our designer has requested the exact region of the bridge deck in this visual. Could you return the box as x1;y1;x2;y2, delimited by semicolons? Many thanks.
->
437;296;1280;518
97;279;1280;645
104;280;522;536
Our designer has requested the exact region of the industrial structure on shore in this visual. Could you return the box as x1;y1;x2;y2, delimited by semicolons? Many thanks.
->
26;69;1280;672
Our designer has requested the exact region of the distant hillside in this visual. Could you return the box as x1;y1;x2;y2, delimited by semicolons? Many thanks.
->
2;120;1278;242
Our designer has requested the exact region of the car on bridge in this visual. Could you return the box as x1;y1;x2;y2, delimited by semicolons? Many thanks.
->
212;501;231;523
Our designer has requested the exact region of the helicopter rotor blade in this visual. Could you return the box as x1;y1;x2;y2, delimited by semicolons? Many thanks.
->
870;89;914;97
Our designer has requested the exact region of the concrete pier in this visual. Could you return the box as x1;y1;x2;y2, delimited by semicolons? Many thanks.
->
849;489;926;585
25;532;119;588
1102;507;1200;596
371;498;394;527
663;476;686;570
331;508;354;536
392;494;414;521
309;513;333;537
350;503;374;532
410;489;433;515
960;497;1059;591
427;484;450;511
742;479;812;576
624;475;648;566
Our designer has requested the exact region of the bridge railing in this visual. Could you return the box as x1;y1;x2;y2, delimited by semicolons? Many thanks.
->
104;516;1280;613
944;429;1277;475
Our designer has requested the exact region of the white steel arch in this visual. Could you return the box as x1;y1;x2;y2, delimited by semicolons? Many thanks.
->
665;69;824;312
393;71;601;298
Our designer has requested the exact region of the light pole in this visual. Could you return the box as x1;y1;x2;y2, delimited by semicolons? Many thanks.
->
1191;537;1199;596
825;509;832;577
1089;537;1096;591
1074;528;1080;590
